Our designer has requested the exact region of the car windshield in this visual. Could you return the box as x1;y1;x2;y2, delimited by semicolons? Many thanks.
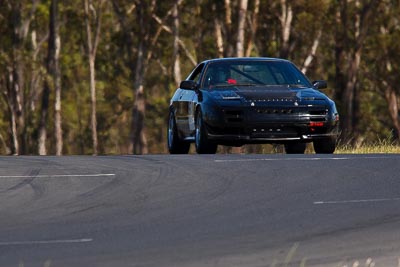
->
202;60;312;88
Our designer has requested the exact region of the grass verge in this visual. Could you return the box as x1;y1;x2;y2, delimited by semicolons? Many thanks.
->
336;138;400;154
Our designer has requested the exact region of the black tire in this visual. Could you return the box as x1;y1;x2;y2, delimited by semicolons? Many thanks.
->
284;142;306;154
195;110;217;154
167;111;190;154
313;138;336;154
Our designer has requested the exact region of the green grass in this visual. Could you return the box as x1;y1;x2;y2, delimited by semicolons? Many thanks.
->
335;137;400;154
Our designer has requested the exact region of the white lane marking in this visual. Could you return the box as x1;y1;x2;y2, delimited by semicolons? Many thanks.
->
215;157;348;162
0;238;93;246
314;197;400;205
0;173;115;178
214;156;396;163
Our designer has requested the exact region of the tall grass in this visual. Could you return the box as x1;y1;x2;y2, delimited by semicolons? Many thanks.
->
336;136;400;154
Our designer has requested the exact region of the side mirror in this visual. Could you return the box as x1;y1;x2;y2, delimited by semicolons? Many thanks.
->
312;80;327;89
180;80;198;91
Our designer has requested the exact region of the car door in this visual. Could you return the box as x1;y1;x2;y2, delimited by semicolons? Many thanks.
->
175;89;193;136
176;63;205;137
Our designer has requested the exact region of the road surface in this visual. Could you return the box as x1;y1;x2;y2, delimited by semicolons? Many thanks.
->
0;154;400;266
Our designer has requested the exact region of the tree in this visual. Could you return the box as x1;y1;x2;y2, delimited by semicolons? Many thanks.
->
172;0;181;86
84;0;106;155
53;0;62;155
1;0;39;155
301;30;321;74
38;0;62;155
334;0;380;142
371;0;400;140
279;0;293;58
113;0;186;154
245;0;260;57
236;0;248;57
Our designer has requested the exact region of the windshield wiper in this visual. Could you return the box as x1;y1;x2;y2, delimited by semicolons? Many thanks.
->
234;83;262;86
212;84;237;88
214;83;264;88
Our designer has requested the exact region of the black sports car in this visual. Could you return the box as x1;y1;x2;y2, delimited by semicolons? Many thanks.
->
168;57;339;154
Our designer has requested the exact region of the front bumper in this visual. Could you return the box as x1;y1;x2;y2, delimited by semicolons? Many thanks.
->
204;104;339;144
206;123;339;143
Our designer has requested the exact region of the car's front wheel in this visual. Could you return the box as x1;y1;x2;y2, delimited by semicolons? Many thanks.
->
313;138;336;154
284;142;306;154
195;110;217;154
168;111;190;154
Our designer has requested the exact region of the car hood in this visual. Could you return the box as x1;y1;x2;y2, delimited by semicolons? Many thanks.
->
209;85;328;102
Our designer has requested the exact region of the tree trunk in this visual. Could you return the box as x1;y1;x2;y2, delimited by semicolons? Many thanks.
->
341;0;359;137
84;0;104;155
224;0;232;29
384;85;400;139
8;1;39;155
236;0;248;57
334;2;346;106
131;36;148;154
38;80;50;155
0;132;11;155
231;0;248;154
279;0;293;58
301;30;321;74
9;101;19;156
152;12;196;66
212;3;224;58
342;47;360;135
13;63;25;154
88;55;98;155
338;0;379;140
379;13;400;140
8;1;40;155
113;1;184;154
131;84;148;155
224;0;235;57
245;0;260;57
39;0;61;155
172;1;181;86
130;3;149;155
4;72;19;155
54;31;62;156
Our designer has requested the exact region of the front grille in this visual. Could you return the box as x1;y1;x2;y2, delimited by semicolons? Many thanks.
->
256;108;296;114
250;126;298;138
222;106;329;124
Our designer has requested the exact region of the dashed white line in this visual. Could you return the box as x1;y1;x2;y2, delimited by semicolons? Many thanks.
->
214;157;348;162
214;156;396;163
0;238;93;246
0;173;115;178
314;197;400;205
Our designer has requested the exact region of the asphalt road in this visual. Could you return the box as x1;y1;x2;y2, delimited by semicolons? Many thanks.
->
1;154;400;267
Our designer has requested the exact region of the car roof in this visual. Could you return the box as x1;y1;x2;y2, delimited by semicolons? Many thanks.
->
200;57;290;65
